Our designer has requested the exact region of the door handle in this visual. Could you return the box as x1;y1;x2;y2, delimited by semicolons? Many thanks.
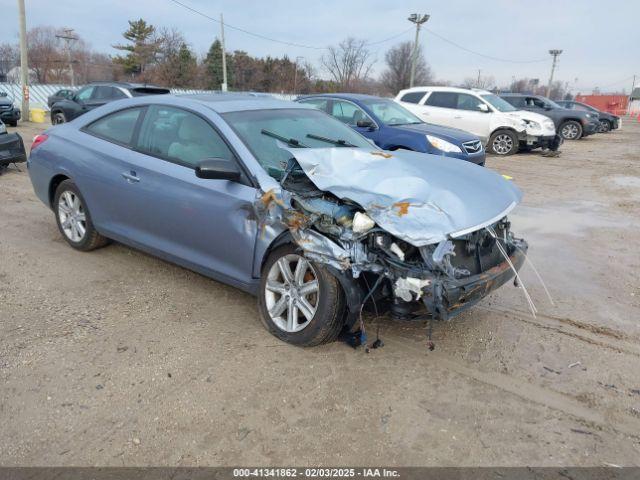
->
121;171;140;183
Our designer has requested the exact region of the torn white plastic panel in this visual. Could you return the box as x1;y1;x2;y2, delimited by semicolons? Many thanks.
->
287;148;523;247
394;277;431;302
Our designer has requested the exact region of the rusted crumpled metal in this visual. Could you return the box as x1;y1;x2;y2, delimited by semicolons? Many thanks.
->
285;147;523;247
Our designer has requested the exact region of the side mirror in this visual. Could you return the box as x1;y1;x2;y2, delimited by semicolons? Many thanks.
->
356;119;375;129
478;103;490;113
195;158;241;181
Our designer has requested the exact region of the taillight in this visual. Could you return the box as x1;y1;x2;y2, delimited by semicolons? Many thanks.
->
31;134;48;150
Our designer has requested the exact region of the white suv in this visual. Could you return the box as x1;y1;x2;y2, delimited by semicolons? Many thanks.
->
395;87;556;155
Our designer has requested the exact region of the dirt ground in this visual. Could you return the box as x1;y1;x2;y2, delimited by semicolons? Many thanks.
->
1;118;639;467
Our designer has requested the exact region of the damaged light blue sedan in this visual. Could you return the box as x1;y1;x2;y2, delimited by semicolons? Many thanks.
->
27;93;528;347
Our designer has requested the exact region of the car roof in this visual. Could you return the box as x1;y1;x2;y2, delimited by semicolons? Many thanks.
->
298;93;391;102
398;86;493;95
500;93;537;97
124;92;311;114
86;81;165;89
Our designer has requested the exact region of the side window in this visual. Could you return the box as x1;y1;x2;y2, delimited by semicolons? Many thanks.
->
93;86;114;100
111;87;127;99
573;104;590;111
424;92;458;109
136;105;234;168
85;107;143;145
76;86;94;101
299;98;328;112
529;97;547;108
400;91;427;104
331;100;372;125
456;94;485;112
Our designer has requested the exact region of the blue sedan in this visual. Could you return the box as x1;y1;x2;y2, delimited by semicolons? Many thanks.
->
27;93;527;347
296;93;485;165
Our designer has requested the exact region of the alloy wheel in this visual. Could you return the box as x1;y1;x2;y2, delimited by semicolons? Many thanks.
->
264;254;319;332
561;123;580;139
600;121;610;133
492;134;514;155
53;113;66;124
57;191;87;242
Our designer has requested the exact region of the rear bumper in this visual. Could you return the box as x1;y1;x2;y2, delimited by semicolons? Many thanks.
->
441;238;527;318
0;132;26;166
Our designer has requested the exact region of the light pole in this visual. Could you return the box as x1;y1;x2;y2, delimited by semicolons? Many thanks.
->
546;49;563;98
220;13;228;91
408;13;429;88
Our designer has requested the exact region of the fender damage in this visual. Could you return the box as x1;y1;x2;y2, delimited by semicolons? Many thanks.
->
255;147;528;325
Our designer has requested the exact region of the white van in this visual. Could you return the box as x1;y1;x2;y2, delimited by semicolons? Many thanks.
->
395;86;556;155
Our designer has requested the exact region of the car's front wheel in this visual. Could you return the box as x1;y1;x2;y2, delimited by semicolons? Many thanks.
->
54;180;109;251
560;120;583;140
599;120;611;133
52;112;67;125
257;244;345;346
488;130;518;156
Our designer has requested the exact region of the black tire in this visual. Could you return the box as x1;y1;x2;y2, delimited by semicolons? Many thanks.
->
9;121;18;127
52;111;66;125
257;244;345;347
488;129;518;156
559;120;583;140
53;179;109;251
599;120;611;133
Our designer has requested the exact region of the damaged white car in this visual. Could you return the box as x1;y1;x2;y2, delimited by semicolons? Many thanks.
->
28;94;528;347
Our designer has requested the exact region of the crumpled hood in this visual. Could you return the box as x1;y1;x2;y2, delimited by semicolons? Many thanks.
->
288;148;522;247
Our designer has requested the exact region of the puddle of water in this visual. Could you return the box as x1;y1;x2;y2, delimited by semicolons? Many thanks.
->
510;201;629;241
611;175;640;189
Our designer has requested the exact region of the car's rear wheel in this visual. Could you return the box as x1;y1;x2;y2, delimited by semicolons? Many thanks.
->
599;120;611;133
257;244;345;346
54;180;109;251
52;112;66;125
560;120;582;140
488;130;518;156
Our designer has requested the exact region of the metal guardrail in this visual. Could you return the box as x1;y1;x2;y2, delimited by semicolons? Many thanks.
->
0;82;296;111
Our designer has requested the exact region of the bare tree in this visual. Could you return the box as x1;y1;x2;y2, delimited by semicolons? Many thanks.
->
321;37;375;91
26;26;65;83
380;41;432;94
462;73;495;90
0;42;19;80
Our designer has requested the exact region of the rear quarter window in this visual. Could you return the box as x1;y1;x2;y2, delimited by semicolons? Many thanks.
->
84;107;144;146
399;91;427;104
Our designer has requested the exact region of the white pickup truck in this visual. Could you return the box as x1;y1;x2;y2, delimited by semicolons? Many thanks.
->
395;86;556;155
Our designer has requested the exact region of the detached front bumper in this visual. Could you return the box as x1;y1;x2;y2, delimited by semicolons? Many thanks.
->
437;238;528;319
0;132;27;166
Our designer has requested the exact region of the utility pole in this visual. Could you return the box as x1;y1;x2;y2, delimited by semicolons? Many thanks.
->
628;75;636;115
476;69;482;88
293;56;304;94
56;28;78;86
546;49;563;98
220;13;228;91
17;0;29;121
408;13;429;88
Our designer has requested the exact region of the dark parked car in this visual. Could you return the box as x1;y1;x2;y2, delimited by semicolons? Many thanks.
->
0;92;21;127
0;119;26;167
500;93;600;140
297;93;485;165
47;88;76;108
556;100;620;132
50;82;170;124
28;93;527;347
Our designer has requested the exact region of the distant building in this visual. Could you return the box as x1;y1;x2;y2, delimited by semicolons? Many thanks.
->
574;93;629;115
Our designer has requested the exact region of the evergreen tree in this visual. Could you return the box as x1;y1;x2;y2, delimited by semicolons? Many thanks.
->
204;39;233;90
113;19;160;75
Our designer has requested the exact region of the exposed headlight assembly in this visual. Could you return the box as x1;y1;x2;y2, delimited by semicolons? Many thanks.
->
426;135;462;153
523;119;541;130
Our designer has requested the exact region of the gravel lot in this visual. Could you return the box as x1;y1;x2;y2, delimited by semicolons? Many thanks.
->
1;118;639;466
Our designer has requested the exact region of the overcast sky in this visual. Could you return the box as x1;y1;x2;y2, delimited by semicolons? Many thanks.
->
1;0;638;93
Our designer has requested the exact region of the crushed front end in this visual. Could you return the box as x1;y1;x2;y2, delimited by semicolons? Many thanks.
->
258;150;528;328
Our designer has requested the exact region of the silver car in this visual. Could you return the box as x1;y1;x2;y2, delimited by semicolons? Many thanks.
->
28;93;528;347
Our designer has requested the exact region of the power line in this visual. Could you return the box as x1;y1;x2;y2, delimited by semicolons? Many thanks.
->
424;28;548;64
167;0;411;50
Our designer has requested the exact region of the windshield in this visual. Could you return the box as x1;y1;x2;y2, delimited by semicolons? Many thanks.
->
361;98;422;126
222;108;373;178
480;94;517;112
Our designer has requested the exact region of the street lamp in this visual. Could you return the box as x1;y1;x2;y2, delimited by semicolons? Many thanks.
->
408;13;430;88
